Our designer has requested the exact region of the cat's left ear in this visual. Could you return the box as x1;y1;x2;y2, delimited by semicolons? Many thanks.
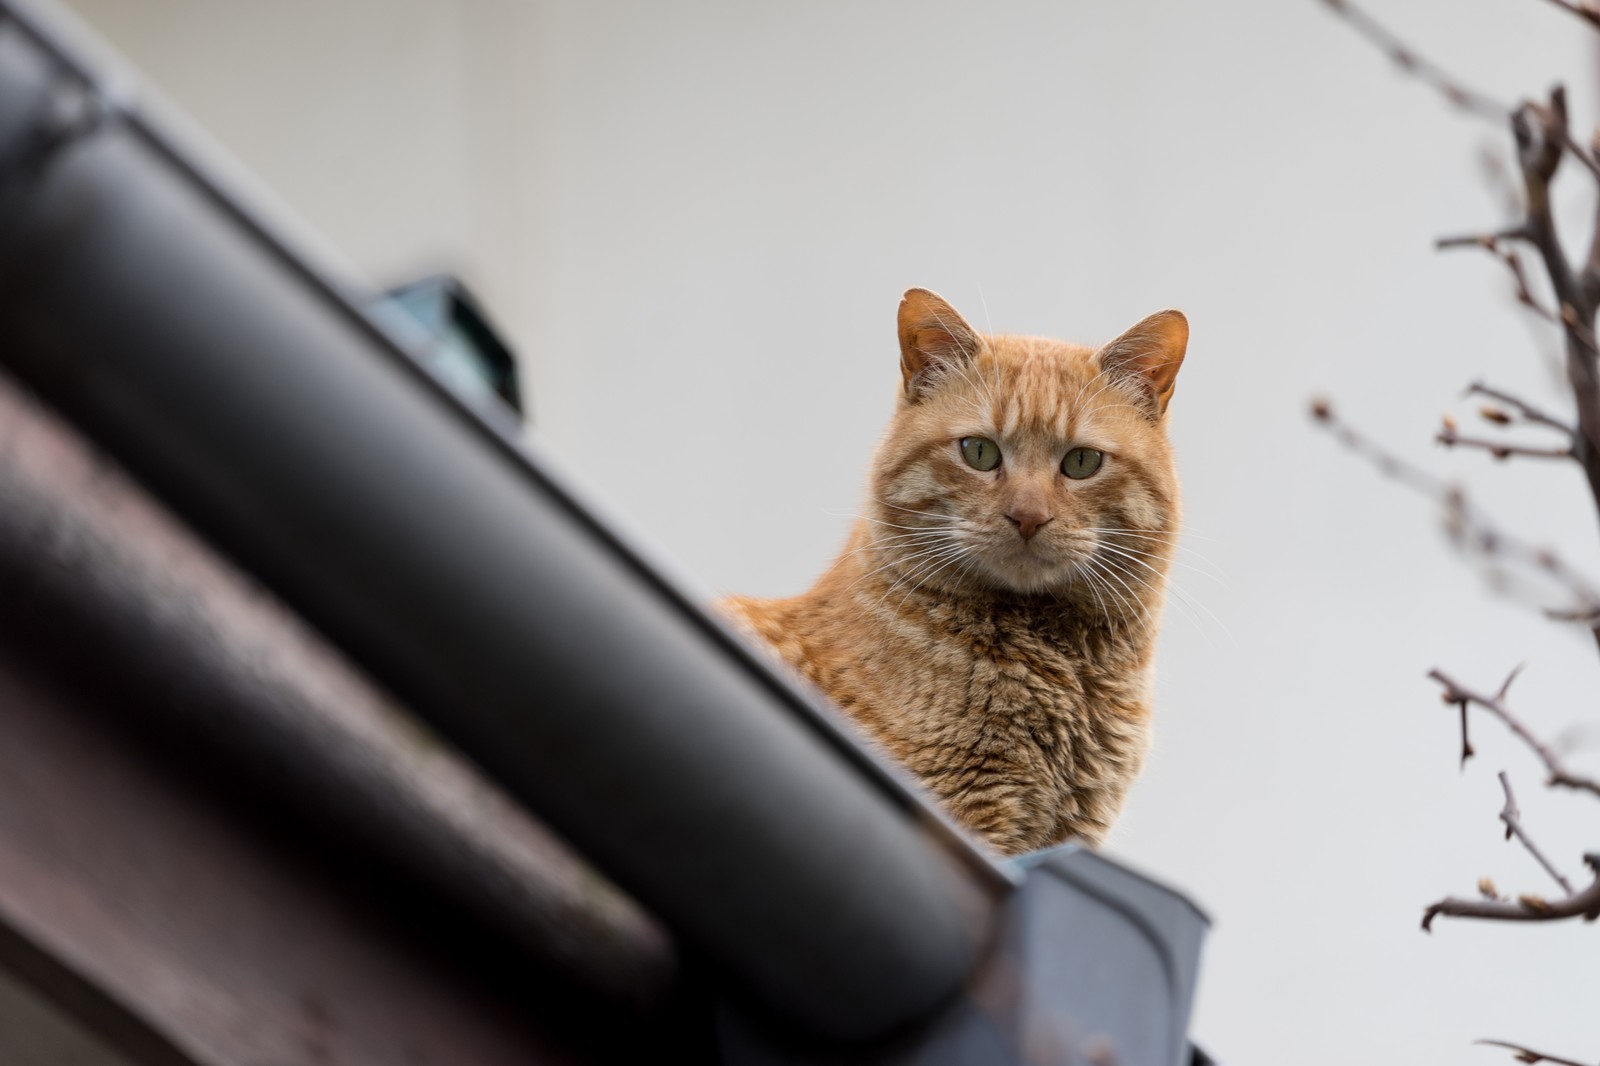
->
898;288;982;402
1096;309;1188;417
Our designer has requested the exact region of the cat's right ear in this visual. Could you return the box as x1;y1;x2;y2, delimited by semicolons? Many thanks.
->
898;288;981;402
1096;309;1188;417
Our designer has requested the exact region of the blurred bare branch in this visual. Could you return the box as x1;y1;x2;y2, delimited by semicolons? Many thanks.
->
1435;422;1574;460
1317;0;1507;118
1309;402;1600;623
1430;669;1600;798
1477;1037;1596;1065
1437;231;1563;326
1534;0;1600;32
1422;854;1600;930
1467;381;1576;438
1319;0;1600;1051
1496;770;1575;894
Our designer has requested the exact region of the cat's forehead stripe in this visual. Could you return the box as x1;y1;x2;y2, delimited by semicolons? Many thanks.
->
980;337;1104;440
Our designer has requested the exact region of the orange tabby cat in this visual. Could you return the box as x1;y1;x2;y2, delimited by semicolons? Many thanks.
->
719;289;1187;855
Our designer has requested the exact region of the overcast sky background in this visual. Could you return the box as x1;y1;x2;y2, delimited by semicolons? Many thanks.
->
55;0;1600;1060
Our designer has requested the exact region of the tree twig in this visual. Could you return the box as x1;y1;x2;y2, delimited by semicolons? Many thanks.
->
1477;1037;1596;1066
1467;381;1576;438
1429;668;1600;798
1311;402;1600;623
1509;89;1600;525
1422;853;1600;930
1325;0;1600;184
1534;0;1600;31
1436;423;1575;460
1496;770;1575;894
1584;127;1600;305
1437;227;1533;250
1311;398;1452;494
1437;232;1564;326
1318;0;1507;118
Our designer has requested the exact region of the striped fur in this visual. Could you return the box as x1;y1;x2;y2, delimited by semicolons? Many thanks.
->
720;290;1187;855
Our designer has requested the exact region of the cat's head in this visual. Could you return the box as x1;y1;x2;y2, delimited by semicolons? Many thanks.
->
867;288;1186;608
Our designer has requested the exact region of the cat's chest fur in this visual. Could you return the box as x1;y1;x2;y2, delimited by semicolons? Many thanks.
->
735;592;1153;855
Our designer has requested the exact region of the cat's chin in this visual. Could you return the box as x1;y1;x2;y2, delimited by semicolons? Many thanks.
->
972;545;1080;598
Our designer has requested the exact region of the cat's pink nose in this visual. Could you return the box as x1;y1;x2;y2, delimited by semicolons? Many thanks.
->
1007;506;1052;541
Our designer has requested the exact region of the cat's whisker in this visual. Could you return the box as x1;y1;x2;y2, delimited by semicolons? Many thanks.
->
1150;577;1228;642
887;549;972;613
1072;557;1121;625
1090;539;1181;579
848;539;961;594
1076;367;1141;416
849;507;981;589
924;553;983;608
1065;548;1117;613
839;513;966;536
1161;579;1231;639
1082;540;1165;596
1090;540;1218;605
1079;526;1178;542
975;281;994;336
863;532;969;582
1069;364;1118;414
1100;568;1170;637
1087;543;1180;611
827;510;927;528
857;519;951;532
871;530;960;544
1092;540;1227;588
1078;357;1177;416
1076;528;1170;545
872;499;964;523
926;306;1002;409
1077;554;1152;625
1091;542;1228;638
1082;537;1168;559
1078;381;1133;418
866;549;964;652
859;533;956;555
870;549;983;661
870;505;953;521
1081;527;1225;573
834;530;956;564
911;546;985;606
933;351;1001;425
872;541;971;609
1085;524;1223;545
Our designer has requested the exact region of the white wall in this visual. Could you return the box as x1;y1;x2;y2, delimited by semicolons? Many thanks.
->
56;0;1600;1060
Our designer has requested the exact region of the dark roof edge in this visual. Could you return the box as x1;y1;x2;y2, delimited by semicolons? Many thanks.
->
0;0;1010;1039
0;365;677;1009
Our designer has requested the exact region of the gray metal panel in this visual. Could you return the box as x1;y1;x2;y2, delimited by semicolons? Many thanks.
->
1013;850;1209;1065
717;846;1211;1066
0;0;1008;1039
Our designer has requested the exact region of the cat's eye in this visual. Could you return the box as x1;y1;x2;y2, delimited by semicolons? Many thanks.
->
959;437;1001;471
1061;447;1103;479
